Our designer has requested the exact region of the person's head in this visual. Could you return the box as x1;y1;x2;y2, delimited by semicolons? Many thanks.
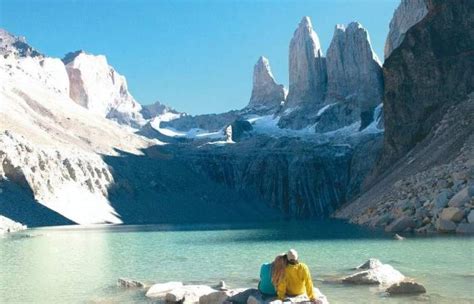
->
271;254;287;286
287;249;299;265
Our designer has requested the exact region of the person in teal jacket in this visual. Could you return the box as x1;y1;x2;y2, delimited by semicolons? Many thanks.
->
258;254;287;297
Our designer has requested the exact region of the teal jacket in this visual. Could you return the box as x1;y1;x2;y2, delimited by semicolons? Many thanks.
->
258;263;276;296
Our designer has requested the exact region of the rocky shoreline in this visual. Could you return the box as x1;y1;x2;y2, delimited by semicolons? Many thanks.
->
115;259;425;304
0;215;26;234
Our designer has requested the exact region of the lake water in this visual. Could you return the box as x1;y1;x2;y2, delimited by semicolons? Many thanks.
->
1;220;473;304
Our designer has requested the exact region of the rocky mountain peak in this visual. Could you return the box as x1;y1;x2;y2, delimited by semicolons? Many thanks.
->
62;50;145;128
384;0;428;59
62;50;87;64
286;16;327;108
0;28;42;58
247;56;285;111
326;21;383;129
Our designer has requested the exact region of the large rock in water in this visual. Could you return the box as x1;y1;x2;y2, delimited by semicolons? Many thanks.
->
285;16;327;109
386;281;427;295
145;281;184;298
63;50;145;128
384;0;428;59
343;260;405;286
378;0;474;170
325;22;383;129
247;56;286;113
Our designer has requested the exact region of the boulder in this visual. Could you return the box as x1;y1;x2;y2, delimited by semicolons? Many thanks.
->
394;234;405;240
385;216;415;232
436;219;457;233
355;258;383;270
440;207;465;222
434;190;451;209
145;281;184;298
386;281;426;295
448;187;471;207
117;278;145;288
456;223;474;234
343;264;405;286
199;288;247;304
468;210;474;223
166;285;216;304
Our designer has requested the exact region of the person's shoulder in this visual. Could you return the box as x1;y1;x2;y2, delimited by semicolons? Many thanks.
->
260;262;271;270
298;262;310;271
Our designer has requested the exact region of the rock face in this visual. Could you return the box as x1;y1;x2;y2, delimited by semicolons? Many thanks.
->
286;16;326;108
336;1;474;235
63;51;145;128
0;131;121;225
141;101;182;120
326;22;383;129
0;29;42;58
247;56;286;112
379;0;474;170
384;0;428;59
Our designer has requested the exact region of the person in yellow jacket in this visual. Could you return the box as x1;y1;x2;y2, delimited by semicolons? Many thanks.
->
277;249;320;303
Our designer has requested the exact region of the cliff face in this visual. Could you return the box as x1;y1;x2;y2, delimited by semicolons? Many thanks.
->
384;0;428;59
379;0;474;171
336;0;474;234
171;133;381;218
63;51;146;128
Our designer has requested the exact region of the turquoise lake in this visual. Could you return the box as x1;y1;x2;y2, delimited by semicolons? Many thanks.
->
0;220;473;304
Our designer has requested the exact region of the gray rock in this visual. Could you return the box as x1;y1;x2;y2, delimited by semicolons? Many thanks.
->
342;259;405;285
313;100;360;133
386;281;426;295
384;0;428;59
468;210;474;223
436;219;457;233
448;187;471;207
326;22;383;129
286;16;327;108
199;288;247;304
385;216;415;232
146;281;184;298
394;234;405;240
117;278;145;288
440;207;465;222
247;56;286;112
343;263;405;286
165;285;216;304
355;258;383;270
456;223;474;234
434;190;451;209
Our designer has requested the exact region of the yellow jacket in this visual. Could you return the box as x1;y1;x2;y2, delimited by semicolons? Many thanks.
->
277;262;316;300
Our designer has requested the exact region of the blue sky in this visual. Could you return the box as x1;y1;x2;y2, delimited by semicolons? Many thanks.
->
0;0;398;115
